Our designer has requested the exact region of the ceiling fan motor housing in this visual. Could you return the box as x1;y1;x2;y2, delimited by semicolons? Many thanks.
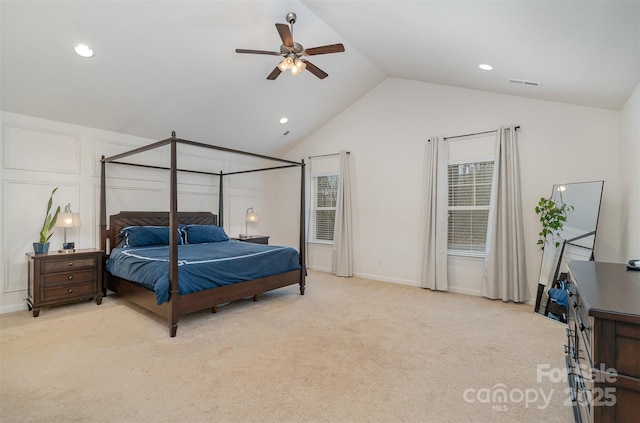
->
286;12;297;25
280;42;304;56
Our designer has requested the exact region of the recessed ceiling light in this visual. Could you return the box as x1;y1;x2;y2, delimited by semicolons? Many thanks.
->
280;117;288;124
479;64;493;71
74;44;93;58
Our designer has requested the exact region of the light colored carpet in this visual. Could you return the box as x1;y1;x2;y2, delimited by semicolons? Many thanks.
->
1;271;571;423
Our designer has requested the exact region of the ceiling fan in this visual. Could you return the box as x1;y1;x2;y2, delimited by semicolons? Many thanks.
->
235;12;345;80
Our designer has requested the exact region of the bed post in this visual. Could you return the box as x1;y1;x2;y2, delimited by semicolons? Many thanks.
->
169;133;179;337
218;171;224;227
299;159;306;295
100;156;107;253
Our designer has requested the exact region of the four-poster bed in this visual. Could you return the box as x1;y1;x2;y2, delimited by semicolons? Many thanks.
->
100;132;306;337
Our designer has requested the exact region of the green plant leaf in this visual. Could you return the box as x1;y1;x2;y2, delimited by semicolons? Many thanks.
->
535;195;574;250
38;187;60;244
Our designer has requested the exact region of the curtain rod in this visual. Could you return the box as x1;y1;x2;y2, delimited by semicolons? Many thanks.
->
443;126;520;141
308;151;350;159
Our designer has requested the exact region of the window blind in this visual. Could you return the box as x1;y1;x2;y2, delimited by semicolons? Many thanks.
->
312;174;339;242
447;161;494;253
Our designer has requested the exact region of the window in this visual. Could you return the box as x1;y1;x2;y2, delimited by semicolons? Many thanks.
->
448;161;494;255
311;174;339;242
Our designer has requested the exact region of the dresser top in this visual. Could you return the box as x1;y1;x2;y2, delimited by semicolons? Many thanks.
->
568;261;640;320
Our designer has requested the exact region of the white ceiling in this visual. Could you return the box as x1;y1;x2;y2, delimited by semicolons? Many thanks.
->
2;1;638;155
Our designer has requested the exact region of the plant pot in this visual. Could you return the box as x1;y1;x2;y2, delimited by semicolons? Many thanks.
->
33;242;50;254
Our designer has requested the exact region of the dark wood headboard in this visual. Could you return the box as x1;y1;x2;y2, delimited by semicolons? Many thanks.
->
107;211;218;250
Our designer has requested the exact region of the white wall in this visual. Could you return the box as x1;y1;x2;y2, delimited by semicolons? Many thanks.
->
620;83;640;260
0;112;269;313
272;78;624;299
2;78;632;312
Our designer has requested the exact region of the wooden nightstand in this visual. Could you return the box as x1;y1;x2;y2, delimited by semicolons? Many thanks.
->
26;248;103;317
232;235;269;245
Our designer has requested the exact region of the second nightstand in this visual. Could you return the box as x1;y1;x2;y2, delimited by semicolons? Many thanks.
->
232;235;269;245
26;248;103;317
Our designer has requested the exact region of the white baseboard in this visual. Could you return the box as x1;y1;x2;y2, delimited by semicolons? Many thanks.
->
353;272;421;287
307;265;332;273
1;303;27;314
447;286;482;297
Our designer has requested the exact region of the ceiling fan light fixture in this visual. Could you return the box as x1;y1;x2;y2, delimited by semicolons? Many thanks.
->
283;56;295;69
291;65;300;76
294;58;306;70
277;60;288;72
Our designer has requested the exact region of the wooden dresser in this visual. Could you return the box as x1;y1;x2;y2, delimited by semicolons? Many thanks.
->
27;248;103;317
566;261;640;422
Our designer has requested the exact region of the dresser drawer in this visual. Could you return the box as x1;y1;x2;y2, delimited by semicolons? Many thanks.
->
568;280;593;367
42;281;97;302
614;322;640;378
42;269;96;287
43;256;97;273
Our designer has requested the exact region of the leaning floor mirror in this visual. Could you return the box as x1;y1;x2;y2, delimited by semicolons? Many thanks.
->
533;180;604;322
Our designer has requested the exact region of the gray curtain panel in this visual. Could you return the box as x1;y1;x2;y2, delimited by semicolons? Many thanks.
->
332;151;353;277
482;126;530;302
421;137;449;290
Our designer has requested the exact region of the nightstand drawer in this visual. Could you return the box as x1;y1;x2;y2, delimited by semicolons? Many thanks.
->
42;269;96;286
42;281;97;302
43;257;96;273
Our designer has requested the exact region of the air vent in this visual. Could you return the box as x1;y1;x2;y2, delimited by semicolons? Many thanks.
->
509;79;540;86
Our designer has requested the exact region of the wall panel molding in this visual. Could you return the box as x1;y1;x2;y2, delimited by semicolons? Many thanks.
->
3;123;80;174
3;180;80;293
92;137;164;181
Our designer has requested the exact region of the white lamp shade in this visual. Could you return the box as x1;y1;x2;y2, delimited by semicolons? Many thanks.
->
246;211;258;222
55;212;81;228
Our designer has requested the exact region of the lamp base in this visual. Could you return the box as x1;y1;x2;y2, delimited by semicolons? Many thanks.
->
59;242;75;253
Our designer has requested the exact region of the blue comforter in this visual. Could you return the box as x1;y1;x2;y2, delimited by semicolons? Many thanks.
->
106;241;301;305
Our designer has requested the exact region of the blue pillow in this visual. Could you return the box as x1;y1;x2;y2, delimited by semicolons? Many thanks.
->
121;226;184;247
182;225;229;244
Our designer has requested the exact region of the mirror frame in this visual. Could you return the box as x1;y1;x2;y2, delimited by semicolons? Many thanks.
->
533;180;604;320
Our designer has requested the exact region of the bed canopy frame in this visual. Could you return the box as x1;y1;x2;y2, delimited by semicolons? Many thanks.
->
100;131;306;336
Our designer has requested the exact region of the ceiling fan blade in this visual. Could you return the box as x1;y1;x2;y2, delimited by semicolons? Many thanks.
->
276;23;294;48
267;67;282;80
304;60;328;79
304;43;345;56
235;49;279;56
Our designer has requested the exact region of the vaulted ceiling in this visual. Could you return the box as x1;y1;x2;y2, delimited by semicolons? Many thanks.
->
2;1;638;155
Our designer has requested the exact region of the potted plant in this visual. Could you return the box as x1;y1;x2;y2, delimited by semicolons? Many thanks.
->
535;196;573;249
33;187;61;254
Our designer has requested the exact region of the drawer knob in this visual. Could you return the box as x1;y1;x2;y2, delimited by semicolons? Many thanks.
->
579;323;588;332
68;262;74;267
568;291;574;297
573;301;578;308
67;275;73;280
67;288;73;293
